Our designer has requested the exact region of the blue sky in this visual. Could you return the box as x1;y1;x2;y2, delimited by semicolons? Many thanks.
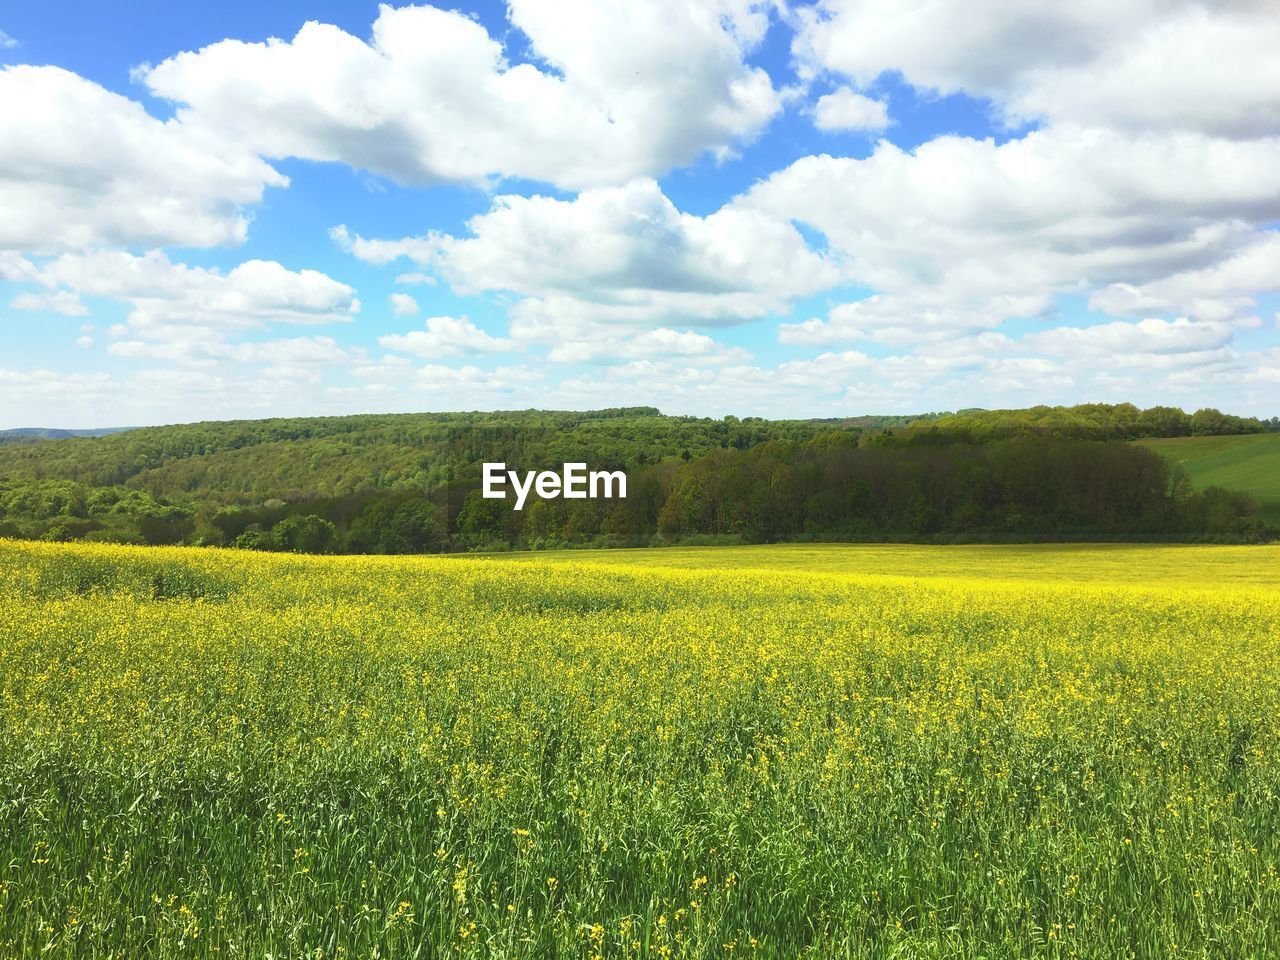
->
1;0;1278;427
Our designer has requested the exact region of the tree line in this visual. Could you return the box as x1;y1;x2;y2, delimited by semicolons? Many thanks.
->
3;432;1271;551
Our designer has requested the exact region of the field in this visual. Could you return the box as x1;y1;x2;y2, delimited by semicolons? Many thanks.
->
2;541;1280;958
1137;433;1280;525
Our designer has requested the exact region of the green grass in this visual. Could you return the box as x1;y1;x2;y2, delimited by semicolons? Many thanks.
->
1137;433;1280;524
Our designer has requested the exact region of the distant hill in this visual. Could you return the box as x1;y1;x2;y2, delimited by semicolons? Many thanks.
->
1137;434;1280;525
0;404;1273;549
0;427;132;445
0;408;840;501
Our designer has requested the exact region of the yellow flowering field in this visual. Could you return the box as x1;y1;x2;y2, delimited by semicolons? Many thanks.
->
2;539;1279;958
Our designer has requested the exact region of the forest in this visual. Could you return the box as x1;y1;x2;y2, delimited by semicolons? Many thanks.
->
0;403;1274;550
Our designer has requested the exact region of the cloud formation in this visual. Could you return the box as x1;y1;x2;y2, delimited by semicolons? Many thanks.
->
794;0;1280;138
389;293;419;317
8;250;358;342
379;316;515;358
340;178;843;342
813;88;890;131
0;66;285;252
748;128;1280;342
140;1;780;191
3;0;1280;425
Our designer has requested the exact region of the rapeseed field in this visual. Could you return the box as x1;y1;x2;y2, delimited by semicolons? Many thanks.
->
2;539;1279;958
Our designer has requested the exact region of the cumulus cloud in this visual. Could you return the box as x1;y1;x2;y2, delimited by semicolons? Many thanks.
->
794;0;1280;138
0;66;285;253
393;272;436;287
7;249;358;341
775;1;1280;358
1089;233;1280;323
813;88;890;131
389;293;419;317
1007;9;1280;138
745;128;1280;340
1021;317;1235;358
6;1;1280;426
0;251;38;283
330;225;435;266
10;290;89;317
140;1;781;191
379;316;515;358
342;178;842;333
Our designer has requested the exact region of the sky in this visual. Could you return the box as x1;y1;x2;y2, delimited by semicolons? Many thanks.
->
1;0;1279;428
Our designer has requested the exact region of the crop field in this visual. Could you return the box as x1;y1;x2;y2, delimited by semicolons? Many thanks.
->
2;541;1280;959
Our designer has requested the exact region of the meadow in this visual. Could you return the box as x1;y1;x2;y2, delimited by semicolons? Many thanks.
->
1137;432;1280;525
2;539;1279;958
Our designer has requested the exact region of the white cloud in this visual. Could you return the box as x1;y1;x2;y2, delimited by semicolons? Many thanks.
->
434;179;837;305
0;369;115;421
1021;317;1235;358
140;1;781;191
0;30;17;49
794;1;1280;139
1090;232;1280;323
393;271;436;287
774;2;1280;355
107;335;355;369
379;316;514;358
416;363;541;390
746;128;1280;340
545;329;1280;418
1009;9;1280;139
330;225;436;266
0;66;285;253
781;293;1051;346
549;349;877;414
5;2;1280;427
794;0;1154;100
337;361;546;407
813;87;889;131
548;327;752;364
11;290;89;317
343;178;842;332
10;249;358;341
0;251;38;282
389;292;419;317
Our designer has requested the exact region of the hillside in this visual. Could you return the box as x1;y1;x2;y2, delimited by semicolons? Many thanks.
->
0;408;846;503
0;404;1273;550
1137;433;1280;525
0;427;131;445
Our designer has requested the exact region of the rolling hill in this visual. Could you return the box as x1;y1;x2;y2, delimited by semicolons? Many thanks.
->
0;404;1273;549
1137;433;1280;525
0;427;131;445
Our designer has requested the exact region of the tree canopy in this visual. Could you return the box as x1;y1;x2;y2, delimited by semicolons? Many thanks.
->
0;404;1272;549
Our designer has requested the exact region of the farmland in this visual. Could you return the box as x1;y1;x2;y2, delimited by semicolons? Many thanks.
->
1138;432;1280;526
2;540;1280;958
